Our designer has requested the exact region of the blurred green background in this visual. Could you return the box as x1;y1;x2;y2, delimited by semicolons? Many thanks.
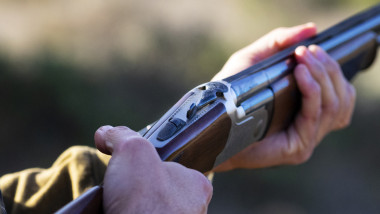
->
0;0;380;213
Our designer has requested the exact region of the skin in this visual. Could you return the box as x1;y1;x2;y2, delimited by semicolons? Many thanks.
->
94;23;356;213
95;126;212;214
212;23;356;171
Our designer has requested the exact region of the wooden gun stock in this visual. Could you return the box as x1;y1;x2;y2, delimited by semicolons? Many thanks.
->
163;103;231;172
56;4;380;214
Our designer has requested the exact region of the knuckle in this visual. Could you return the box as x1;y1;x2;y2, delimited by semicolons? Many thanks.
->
229;49;253;64
230;51;242;60
333;91;355;131
335;118;351;130
327;60;341;76
269;27;286;48
327;66;340;79
297;151;313;164
118;136;153;154
334;112;352;130
323;99;339;116
283;138;314;165
343;116;352;127
309;81;321;97
291;149;313;165
271;27;286;35
340;110;353;129
310;110;322;125
313;63;328;80
330;57;340;67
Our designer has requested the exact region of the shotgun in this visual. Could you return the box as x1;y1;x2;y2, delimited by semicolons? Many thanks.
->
57;3;380;213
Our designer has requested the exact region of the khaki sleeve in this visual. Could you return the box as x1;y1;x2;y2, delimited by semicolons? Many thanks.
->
0;146;110;214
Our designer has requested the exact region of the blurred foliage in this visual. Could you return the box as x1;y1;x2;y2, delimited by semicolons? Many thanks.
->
0;0;379;213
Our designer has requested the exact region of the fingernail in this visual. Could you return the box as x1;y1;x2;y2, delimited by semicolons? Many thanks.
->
295;46;307;56
296;46;313;62
98;125;113;133
105;141;114;152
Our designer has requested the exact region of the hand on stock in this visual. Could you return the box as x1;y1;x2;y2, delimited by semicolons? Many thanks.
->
94;126;212;214
213;23;356;171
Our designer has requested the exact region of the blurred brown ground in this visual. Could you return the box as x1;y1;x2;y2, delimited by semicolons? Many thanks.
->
0;0;379;213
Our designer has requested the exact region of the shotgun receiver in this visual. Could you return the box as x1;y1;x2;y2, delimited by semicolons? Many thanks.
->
57;3;380;213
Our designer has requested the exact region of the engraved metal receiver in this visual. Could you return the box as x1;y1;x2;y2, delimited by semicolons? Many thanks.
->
142;78;276;172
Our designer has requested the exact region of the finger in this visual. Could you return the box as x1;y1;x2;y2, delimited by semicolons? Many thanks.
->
95;126;158;160
295;46;337;106
283;64;323;164
96;126;135;154
296;46;339;140
293;63;322;145
309;45;346;91
243;23;317;63
308;45;356;130
94;125;114;155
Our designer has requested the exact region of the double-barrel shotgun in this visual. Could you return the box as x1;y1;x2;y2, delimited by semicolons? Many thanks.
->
57;3;380;213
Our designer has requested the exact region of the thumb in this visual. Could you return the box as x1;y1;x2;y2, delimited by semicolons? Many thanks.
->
242;22;317;63
94;126;159;161
213;23;317;81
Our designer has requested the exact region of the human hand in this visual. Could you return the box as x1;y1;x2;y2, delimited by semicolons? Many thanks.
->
94;126;212;214
212;23;356;171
